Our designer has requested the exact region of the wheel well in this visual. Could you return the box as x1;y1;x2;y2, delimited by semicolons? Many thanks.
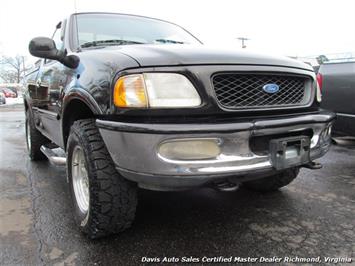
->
62;99;95;149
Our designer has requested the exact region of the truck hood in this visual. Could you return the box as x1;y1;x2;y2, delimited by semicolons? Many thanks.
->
107;44;313;71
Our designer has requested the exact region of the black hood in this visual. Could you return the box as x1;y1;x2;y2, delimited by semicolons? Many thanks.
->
107;44;313;71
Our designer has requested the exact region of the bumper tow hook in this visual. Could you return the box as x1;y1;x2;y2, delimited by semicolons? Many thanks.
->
303;161;323;170
214;181;240;192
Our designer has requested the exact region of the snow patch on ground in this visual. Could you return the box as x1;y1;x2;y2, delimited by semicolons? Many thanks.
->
1;96;24;106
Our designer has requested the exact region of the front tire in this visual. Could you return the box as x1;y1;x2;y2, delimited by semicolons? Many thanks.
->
67;119;137;239
243;168;300;192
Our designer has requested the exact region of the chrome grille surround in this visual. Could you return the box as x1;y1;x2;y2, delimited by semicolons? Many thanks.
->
212;73;313;110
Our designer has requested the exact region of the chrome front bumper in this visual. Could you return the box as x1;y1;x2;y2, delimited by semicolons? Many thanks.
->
97;111;335;191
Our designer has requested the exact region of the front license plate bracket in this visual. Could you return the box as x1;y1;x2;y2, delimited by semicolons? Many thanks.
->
270;136;310;170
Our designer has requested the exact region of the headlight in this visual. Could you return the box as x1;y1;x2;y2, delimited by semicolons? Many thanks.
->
113;73;201;108
113;74;148;107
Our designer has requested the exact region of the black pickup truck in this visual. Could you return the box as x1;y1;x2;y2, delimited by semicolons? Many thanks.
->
25;12;335;239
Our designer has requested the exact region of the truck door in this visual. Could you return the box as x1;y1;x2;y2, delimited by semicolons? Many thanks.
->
35;21;67;146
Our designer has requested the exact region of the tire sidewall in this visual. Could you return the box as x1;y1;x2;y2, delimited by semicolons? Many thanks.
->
67;129;91;232
66;119;138;238
25;110;35;159
25;109;48;160
25;113;30;152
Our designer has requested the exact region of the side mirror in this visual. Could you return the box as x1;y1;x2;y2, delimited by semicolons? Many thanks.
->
29;37;79;69
29;37;63;61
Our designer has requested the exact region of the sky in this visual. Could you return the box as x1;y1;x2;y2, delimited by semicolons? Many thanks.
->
0;0;354;63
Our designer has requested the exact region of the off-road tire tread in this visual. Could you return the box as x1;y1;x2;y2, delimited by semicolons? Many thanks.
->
243;168;299;192
26;110;50;161
68;119;137;239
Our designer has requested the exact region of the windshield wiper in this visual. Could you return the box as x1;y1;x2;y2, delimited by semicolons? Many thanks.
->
80;39;145;48
155;39;185;44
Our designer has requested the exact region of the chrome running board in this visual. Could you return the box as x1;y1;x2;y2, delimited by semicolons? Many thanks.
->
40;145;66;166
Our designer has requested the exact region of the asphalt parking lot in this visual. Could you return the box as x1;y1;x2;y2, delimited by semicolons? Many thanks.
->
0;104;354;265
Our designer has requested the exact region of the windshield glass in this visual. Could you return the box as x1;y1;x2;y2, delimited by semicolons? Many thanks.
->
75;13;201;49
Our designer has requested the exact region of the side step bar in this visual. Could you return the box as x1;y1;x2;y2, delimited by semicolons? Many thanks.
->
40;145;66;166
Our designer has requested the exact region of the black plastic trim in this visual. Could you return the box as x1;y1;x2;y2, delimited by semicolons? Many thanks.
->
96;111;335;134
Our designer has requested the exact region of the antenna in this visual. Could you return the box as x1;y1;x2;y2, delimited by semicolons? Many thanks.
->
73;0;80;51
237;37;249;49
74;0;77;13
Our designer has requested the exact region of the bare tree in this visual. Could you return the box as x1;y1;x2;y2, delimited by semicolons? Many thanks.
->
0;55;29;83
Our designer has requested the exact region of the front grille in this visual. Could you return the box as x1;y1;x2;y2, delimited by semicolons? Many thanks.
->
212;73;311;109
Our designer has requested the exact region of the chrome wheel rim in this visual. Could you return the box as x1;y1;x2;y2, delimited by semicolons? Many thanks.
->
26;119;31;151
71;145;90;213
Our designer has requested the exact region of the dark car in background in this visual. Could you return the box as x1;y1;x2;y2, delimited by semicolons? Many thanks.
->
319;60;355;137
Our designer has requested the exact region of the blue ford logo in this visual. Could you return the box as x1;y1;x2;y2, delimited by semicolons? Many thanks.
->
262;83;280;94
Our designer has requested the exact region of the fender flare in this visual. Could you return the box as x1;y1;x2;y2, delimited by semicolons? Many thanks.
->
61;87;104;149
62;87;103;116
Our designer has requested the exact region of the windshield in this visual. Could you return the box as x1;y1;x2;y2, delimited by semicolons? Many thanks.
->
75;13;201;49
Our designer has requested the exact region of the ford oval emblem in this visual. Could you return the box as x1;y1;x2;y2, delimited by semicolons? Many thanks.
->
262;83;280;94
